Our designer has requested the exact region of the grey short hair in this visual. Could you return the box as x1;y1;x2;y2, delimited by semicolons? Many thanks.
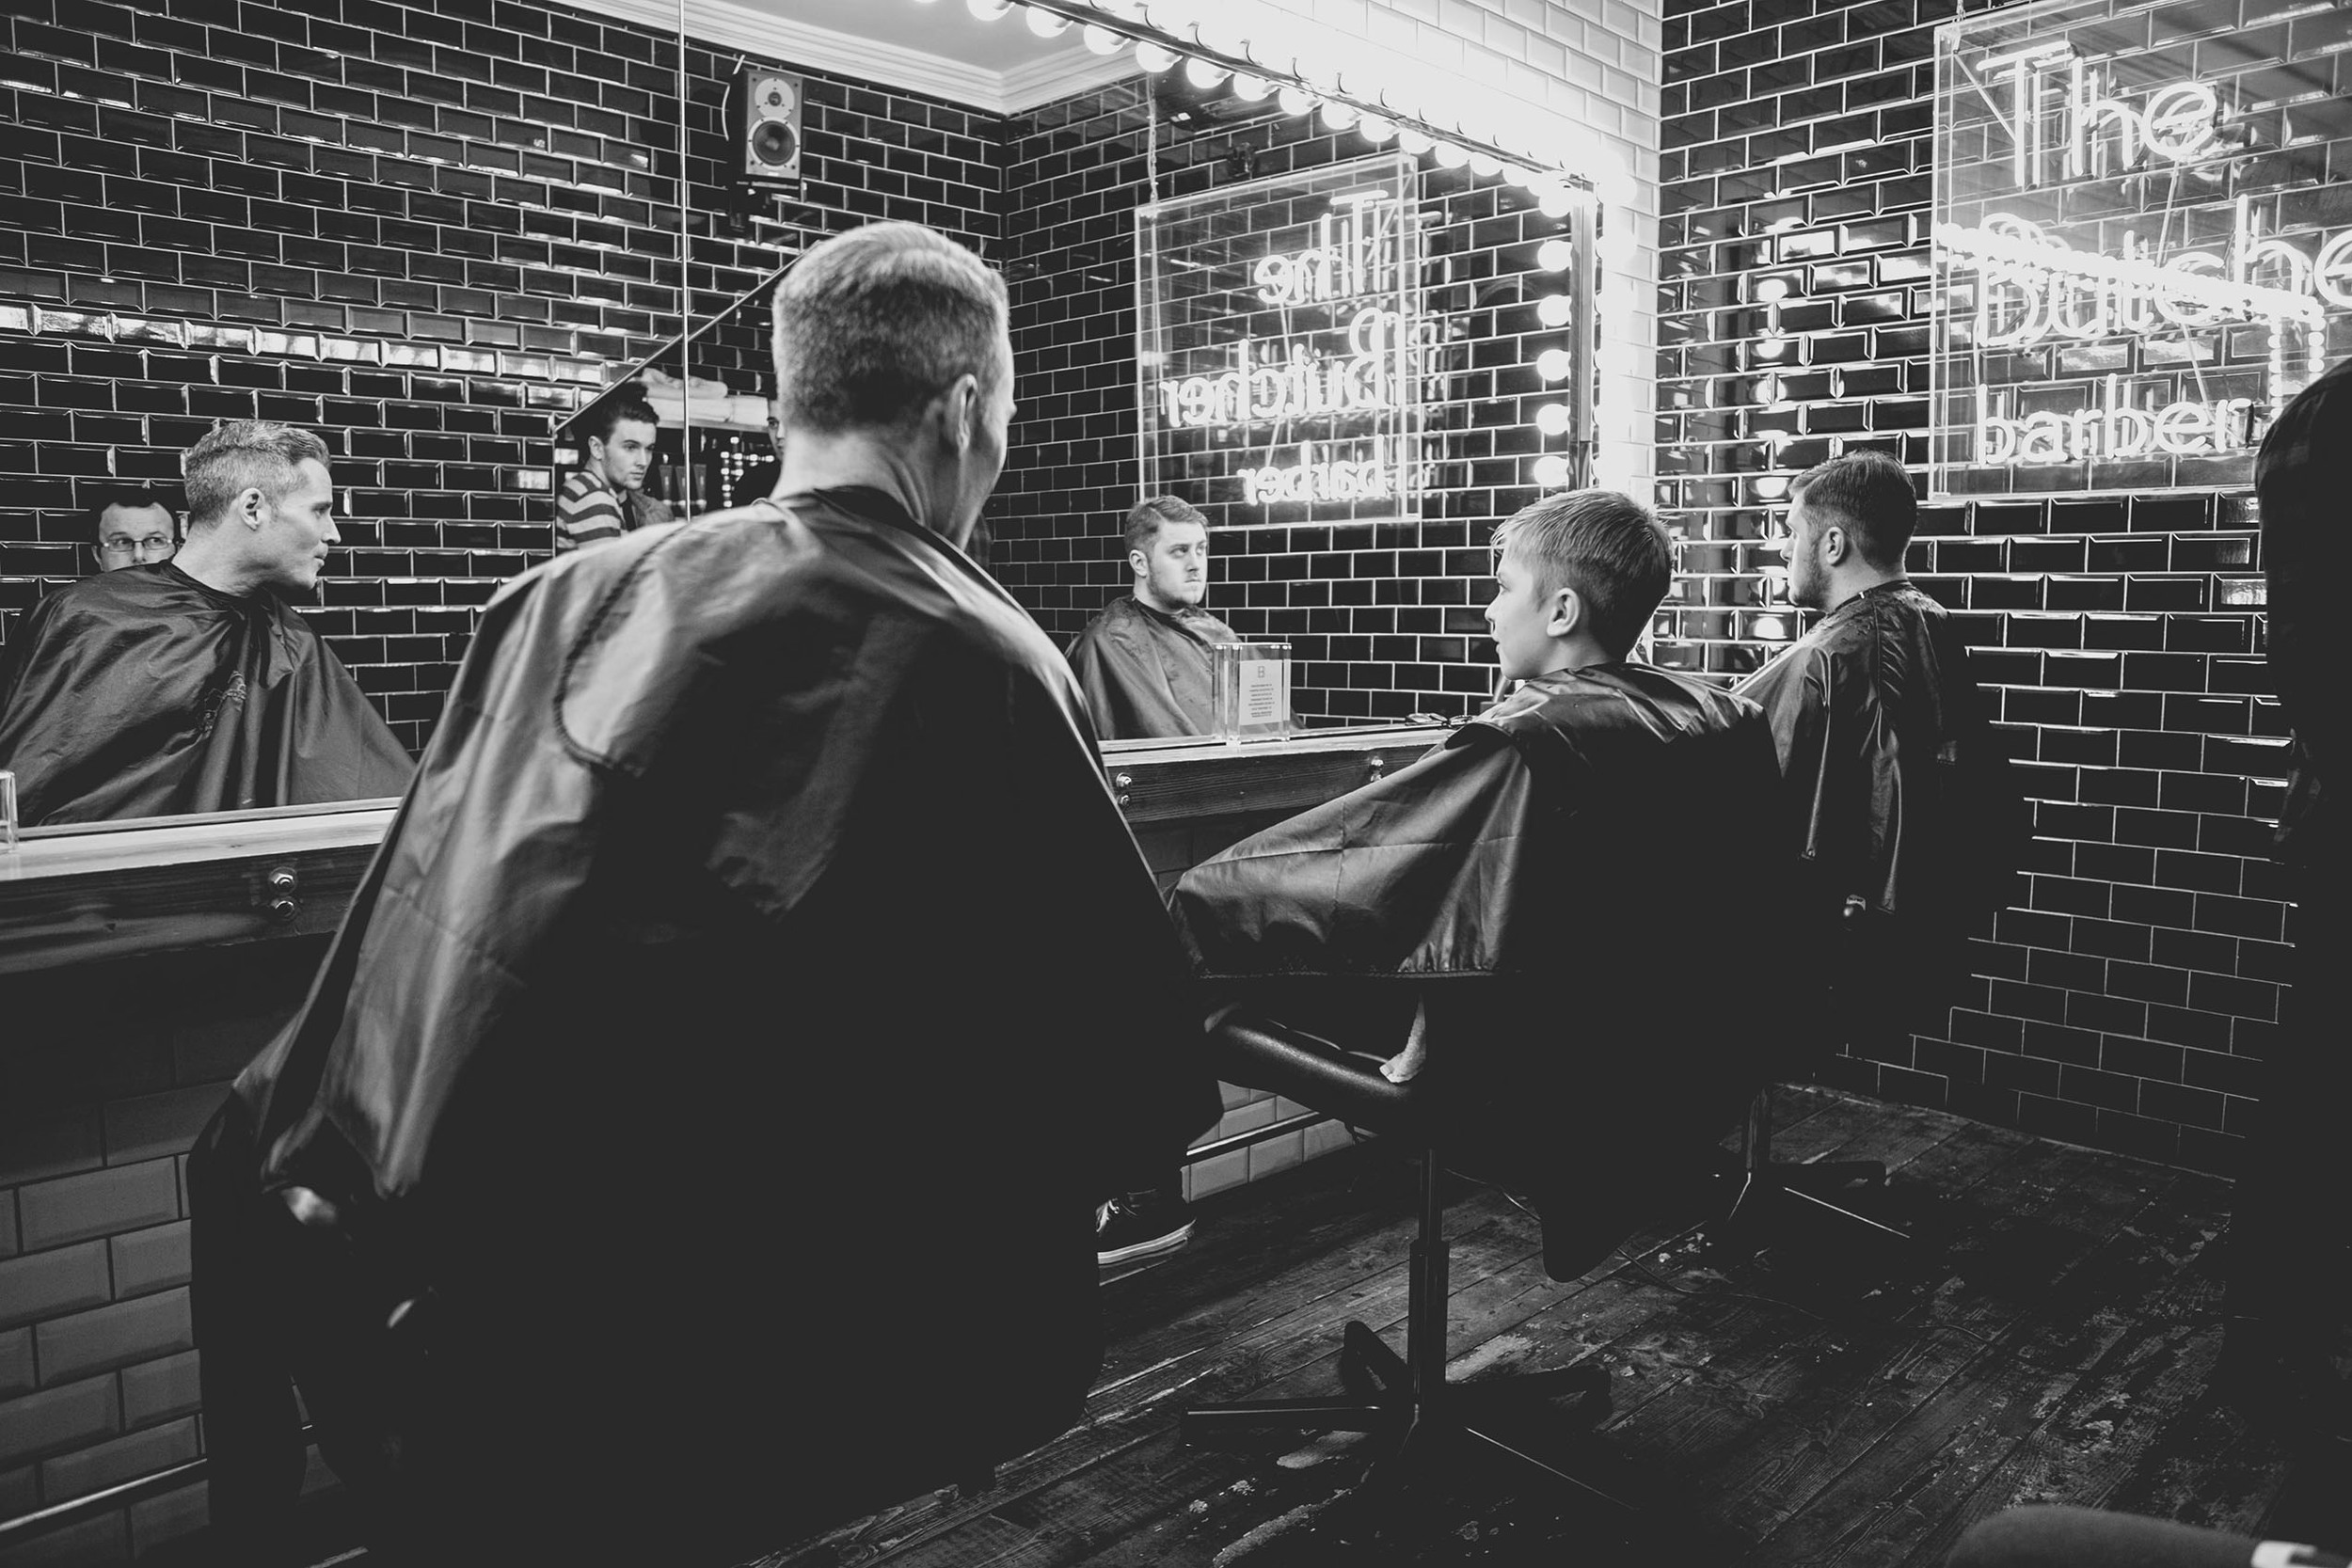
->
771;222;1009;436
184;420;330;526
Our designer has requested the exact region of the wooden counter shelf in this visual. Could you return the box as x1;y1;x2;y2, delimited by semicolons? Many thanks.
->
0;725;1445;977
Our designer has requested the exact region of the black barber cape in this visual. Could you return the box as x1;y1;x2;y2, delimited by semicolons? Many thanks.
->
1737;580;2027;1025
190;488;1219;1564
0;562;411;824
1066;594;1240;738
1170;664;1781;1261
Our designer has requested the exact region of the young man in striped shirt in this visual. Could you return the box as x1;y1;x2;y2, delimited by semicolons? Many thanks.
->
556;388;670;550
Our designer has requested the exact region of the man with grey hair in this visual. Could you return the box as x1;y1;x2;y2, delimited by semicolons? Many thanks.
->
1066;493;1238;741
0;420;409;824
191;223;1218;1565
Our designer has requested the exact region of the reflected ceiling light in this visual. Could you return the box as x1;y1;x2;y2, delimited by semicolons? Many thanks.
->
1534;403;1572;436
966;0;1012;17
1134;40;1181;71
1358;114;1396;143
1533;453;1572;487
1278;84;1318;116
1536;294;1572;327
1536;348;1572;380
1232;71;1276;100
1081;23;1124;53
1184;55;1231;87
1025;5;1070;34
1321;100;1359;131
1535;238;1574;271
1468;151;1502;178
1434;140;1471;168
1398;127;1434;156
1754;277;1789;302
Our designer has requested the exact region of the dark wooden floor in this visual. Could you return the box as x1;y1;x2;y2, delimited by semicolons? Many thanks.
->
754;1087;2352;1568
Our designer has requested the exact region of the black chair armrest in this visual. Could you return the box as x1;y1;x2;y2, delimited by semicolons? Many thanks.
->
1205;1010;1427;1142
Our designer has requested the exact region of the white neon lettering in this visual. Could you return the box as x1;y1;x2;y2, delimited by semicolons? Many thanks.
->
1977;46;2217;187
1974;374;2253;467
1236;441;1397;503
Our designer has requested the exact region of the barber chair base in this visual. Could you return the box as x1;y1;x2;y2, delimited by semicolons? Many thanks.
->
1182;1150;1640;1522
1708;1089;1909;1251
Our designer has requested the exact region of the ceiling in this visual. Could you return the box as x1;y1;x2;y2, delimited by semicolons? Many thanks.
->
581;0;1142;113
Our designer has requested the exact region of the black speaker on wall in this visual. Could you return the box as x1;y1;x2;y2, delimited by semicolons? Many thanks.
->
734;66;803;184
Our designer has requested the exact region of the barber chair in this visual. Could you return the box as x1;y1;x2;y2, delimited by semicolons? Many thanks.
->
1180;1011;1637;1517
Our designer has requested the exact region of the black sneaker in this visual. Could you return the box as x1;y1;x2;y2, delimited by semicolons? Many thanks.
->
1096;1190;1197;1269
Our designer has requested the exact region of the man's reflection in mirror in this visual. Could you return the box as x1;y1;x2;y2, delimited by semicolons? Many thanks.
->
0;420;413;826
556;387;674;550
90;486;181;574
1064;495;1238;740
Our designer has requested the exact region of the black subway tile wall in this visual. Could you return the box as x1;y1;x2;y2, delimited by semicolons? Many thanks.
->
993;80;1584;723
1658;0;2290;1173
0;0;997;754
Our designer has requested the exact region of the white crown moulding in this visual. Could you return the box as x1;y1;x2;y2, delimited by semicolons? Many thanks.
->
574;0;1140;114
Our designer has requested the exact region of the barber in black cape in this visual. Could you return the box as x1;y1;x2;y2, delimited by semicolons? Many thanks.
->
187;223;1220;1565
0;421;411;825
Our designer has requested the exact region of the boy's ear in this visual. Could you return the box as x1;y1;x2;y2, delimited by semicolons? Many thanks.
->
1548;585;1584;639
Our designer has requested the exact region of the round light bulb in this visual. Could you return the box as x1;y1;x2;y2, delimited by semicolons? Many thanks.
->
1536;348;1573;380
1535;238;1574;271
1536;294;1572;327
1504;164;1541;188
1184;55;1230;87
966;0;1011;17
1468;151;1502;178
1134;40;1180;71
1533;453;1571;487
1434;140;1471;168
1278;84;1317;117
1358;114;1395;144
1537;184;1575;218
1081;23;1123;54
1534;403;1572;436
1398;128;1434;156
1025;6;1070;34
1321;100;1359;131
1232;71;1275;101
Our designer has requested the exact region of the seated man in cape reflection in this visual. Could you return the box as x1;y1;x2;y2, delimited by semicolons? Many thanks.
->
1171;490;1784;1280
188;224;1219;1565
0;423;411;824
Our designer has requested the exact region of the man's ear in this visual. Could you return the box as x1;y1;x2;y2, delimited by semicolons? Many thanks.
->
1820;522;1850;567
238;487;267;531
1547;585;1585;639
936;372;981;454
1128;547;1149;577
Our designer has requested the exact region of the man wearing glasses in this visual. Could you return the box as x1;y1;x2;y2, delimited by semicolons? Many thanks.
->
89;487;180;572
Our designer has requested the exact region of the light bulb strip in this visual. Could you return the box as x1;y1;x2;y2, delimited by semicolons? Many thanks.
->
1003;0;1595;196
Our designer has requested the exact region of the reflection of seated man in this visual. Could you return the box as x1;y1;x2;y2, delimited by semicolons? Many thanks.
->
1171;491;1782;1279
0;421;412;826
555;387;673;550
89;487;179;573
1734;452;2026;1054
1062;495;1234;1268
1066;495;1237;738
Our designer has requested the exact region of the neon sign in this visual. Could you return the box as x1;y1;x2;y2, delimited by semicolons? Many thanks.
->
1929;0;2341;497
1137;156;1423;519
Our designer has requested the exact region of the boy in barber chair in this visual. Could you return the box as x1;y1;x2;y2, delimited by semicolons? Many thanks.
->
1171;490;1785;1280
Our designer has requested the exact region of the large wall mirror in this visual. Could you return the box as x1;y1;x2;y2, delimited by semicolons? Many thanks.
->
0;0;1593;836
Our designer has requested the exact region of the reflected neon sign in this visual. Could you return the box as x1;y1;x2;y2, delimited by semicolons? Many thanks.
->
1976;375;2255;466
